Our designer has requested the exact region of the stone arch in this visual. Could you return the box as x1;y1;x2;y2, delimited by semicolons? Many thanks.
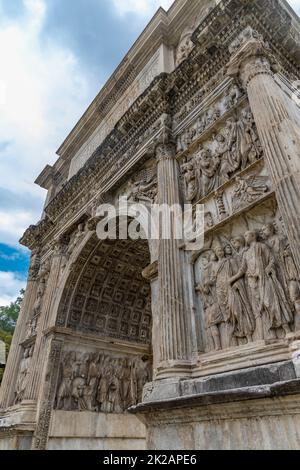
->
56;234;152;345
46;228;155;436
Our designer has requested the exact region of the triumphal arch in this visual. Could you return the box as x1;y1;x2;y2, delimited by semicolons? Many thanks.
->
2;0;300;450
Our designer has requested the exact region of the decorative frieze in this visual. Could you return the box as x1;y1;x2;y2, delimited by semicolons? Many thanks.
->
180;105;263;204
55;350;152;413
195;209;299;352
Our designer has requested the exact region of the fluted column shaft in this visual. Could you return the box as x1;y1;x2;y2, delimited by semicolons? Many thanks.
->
156;142;189;368
228;37;300;273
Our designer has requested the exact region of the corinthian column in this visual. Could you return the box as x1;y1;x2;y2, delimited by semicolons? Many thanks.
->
24;241;66;402
155;137;190;374
228;29;300;272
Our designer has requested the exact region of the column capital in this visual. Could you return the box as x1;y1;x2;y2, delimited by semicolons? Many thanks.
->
154;113;176;162
227;27;275;88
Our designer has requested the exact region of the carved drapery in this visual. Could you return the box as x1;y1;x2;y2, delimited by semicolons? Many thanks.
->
195;210;300;352
227;30;300;277
23;244;66;402
0;252;40;409
156;140;190;369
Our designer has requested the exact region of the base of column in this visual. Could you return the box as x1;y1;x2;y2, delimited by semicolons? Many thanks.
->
155;360;192;380
0;401;36;450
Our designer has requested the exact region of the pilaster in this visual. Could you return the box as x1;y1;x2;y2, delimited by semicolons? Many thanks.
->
227;28;300;277
0;252;40;409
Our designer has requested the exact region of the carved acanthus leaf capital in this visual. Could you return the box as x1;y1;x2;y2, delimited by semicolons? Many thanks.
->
142;261;158;282
227;27;275;88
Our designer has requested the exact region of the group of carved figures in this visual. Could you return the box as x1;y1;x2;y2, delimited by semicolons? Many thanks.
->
181;106;263;203
55;352;152;413
25;224;88;341
196;224;300;351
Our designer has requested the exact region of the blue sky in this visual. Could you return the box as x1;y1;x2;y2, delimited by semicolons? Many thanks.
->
0;0;299;306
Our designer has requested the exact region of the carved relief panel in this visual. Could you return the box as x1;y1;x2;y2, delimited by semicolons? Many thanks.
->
55;349;152;413
194;202;300;353
179;103;263;205
25;257;51;341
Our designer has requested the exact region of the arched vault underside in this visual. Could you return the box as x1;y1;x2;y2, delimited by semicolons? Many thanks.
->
56;235;152;347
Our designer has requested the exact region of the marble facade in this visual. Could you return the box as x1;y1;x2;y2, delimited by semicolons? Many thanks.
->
1;0;300;450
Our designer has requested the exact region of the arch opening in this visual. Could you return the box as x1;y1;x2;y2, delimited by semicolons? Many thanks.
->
54;234;153;415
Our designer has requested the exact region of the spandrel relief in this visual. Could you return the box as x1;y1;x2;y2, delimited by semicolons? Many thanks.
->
174;78;244;129
129;173;158;205
119;165;158;205
180;106;263;204
195;205;300;352
25;258;51;340
55;350;152;413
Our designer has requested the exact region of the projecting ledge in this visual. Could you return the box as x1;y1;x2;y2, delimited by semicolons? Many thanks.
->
130;360;300;414
130;379;300;415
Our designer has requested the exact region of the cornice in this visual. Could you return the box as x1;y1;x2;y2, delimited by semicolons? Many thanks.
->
20;0;300;251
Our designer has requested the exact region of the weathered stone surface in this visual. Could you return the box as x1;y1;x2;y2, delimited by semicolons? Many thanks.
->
1;0;300;450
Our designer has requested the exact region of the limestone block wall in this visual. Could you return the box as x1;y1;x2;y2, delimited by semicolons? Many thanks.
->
47;411;146;451
144;395;300;450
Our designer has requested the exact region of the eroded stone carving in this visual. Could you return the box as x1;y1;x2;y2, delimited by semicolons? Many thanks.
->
180;106;263;203
55;351;152;412
196;220;298;351
66;224;86;259
232;175;269;211
229;230;293;337
129;168;158;204
176;85;245;154
14;346;34;404
262;223;300;327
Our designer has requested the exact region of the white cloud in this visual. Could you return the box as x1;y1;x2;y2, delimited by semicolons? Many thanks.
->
111;0;174;16
0;271;26;306
0;210;34;247
0;0;93;244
